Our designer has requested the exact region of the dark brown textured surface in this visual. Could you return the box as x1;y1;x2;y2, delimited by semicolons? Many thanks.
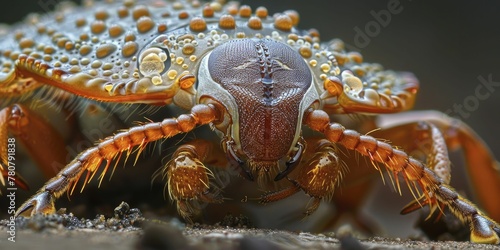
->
208;39;311;162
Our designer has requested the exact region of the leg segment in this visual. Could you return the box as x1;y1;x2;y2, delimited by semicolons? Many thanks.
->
0;104;68;180
377;110;500;222
15;104;220;217
262;137;381;234
158;139;223;221
367;121;453;216
432;117;500;222
305;109;500;244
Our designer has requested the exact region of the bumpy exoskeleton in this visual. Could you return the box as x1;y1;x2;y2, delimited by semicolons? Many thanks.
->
0;0;499;244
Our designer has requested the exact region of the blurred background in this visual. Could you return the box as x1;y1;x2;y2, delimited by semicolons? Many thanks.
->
1;0;499;239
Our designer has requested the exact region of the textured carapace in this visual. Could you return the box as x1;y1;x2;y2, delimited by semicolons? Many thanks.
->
0;0;418;182
0;0;417;112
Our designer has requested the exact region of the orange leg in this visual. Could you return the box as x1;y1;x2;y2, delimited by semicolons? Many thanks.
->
376;111;500;223
0;104;70;190
15;104;219;218
260;136;393;235
369;121;452;218
261;124;448;233
304;109;500;244
316;121;449;234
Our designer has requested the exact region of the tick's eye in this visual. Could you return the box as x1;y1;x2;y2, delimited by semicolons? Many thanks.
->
138;46;171;82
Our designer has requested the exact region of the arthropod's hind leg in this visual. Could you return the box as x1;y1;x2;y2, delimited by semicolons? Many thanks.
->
0;104;69;190
261;138;345;216
368;121;452;214
156;139;224;221
15;104;219;218
314;122;450;233
376;110;500;222
305;109;500;244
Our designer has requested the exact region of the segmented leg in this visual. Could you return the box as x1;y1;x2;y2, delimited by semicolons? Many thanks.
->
304;109;500;244
371;121;452;217
15;104;219;217
2;105;67;190
156;139;223;221
0;104;68;179
377;110;500;222
432;117;500;223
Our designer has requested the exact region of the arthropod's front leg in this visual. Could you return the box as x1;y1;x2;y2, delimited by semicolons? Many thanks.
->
263;124;448;233
156;140;223;221
15;104;220;217
304;109;500;244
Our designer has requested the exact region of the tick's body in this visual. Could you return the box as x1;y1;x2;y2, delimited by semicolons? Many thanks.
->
1;0;499;244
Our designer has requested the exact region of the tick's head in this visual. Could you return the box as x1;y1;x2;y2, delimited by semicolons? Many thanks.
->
197;38;319;185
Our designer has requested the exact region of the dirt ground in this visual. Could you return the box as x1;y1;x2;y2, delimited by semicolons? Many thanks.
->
1;202;499;250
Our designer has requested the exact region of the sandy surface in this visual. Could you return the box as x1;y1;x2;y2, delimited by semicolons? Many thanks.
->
1;202;499;250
